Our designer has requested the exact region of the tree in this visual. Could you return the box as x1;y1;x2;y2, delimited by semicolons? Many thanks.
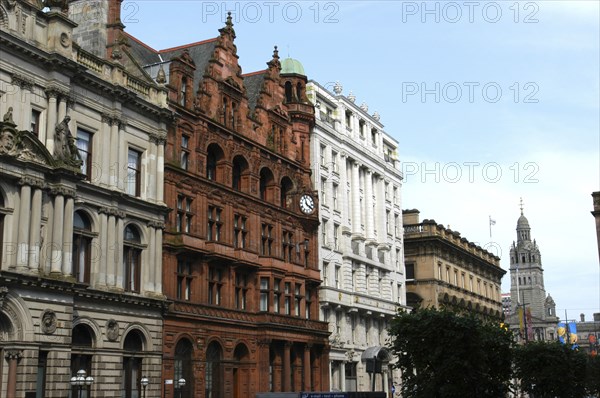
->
388;308;513;398
513;341;588;398
586;354;600;397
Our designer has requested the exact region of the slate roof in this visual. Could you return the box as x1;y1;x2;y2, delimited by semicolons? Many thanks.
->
243;71;266;112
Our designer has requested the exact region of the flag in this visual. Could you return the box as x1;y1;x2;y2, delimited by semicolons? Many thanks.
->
489;217;496;225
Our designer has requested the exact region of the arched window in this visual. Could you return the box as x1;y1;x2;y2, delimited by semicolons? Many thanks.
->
232;156;248;191
233;344;250;398
259;168;274;202
123;225;142;293
206;144;224;182
174;339;195;398
205;342;223;398
280;177;293;208
123;330;145;398
71;324;95;398
73;211;93;284
296;82;303;102
284;81;293;103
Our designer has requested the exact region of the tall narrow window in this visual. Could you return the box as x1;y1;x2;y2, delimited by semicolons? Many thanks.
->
36;350;48;398
305;288;312;319
126;149;141;196
284;282;291;315
31;109;41;137
260;277;269;311
123;225;142;293
77;130;92;178
234;214;247;249
294;283;302;316
122;331;144;398
282;230;294;262
177;260;192;301
273;278;281;313
180;77;187;106
332;183;338;210
333;224;340;250
174;339;194;398
235;272;248;310
261;223;273;256
207;151;216;180
181;135;190;170
208;267;223;305
177;195;193;233
73;211;92;284
207;205;222;242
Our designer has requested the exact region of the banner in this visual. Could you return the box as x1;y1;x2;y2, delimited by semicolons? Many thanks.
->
557;321;579;349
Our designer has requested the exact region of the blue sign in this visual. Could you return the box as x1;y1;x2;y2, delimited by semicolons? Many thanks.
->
300;394;347;398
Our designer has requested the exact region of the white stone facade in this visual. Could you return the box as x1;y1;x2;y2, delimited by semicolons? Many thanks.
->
0;1;171;396
307;80;406;394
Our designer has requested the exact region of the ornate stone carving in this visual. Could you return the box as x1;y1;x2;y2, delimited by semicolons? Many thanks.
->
98;207;126;218
11;73;34;91
4;350;22;361
41;309;57;334
49;186;76;198
347;91;356;102
333;81;343;95
156;64;166;84
148;220;165;229
0;286;8;309
18;176;46;189
106;319;119;341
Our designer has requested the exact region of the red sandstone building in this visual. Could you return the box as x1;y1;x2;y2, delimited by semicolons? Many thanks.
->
128;14;329;398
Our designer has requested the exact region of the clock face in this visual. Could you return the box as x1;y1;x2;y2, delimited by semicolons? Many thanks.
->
299;194;315;214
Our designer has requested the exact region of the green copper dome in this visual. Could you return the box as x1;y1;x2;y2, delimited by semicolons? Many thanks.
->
280;58;306;75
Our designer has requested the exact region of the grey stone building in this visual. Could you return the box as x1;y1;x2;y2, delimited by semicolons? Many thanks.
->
0;0;172;396
507;203;558;342
307;80;406;394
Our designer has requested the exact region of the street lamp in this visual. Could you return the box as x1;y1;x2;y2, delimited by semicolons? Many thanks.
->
70;369;93;398
176;378;185;398
140;376;149;398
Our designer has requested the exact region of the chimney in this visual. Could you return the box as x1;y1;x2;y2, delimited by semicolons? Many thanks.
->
580;313;585;322
68;0;124;59
594;313;600;322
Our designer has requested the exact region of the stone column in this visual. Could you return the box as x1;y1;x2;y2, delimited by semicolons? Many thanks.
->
28;186;43;271
340;361;346;392
97;210;109;287
57;94;67;123
283;342;292;392
16;181;31;270
351;162;361;235
116;216;124;289
100;114;112;187
145;224;156;293
340;154;349;223
50;191;64;274
109;119;120;189
45;89;58;154
156;136;165;202
383;368;389;394
364;169;374;240
106;213;116;287
257;340;271;393
303;345;311;391
5;350;21;398
62;196;74;275
377;176;387;242
154;224;163;293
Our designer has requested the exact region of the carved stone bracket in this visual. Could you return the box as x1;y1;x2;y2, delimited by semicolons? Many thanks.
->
4;350;22;361
18;176;46;189
149;133;167;145
98;207;126;219
49;186;76;198
148;220;165;229
10;73;34;91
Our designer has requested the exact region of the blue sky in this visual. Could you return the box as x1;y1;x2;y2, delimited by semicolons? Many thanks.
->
125;1;600;322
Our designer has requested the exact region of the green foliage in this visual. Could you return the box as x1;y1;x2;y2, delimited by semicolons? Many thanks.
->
585;354;600;397
513;341;588;398
388;308;513;398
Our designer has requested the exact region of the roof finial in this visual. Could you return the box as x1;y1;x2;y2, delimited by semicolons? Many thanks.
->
273;45;279;60
226;11;233;27
519;197;524;215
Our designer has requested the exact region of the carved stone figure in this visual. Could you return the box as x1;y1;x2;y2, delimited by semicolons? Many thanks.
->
2;107;14;124
41;310;57;334
106;319;119;341
54;116;82;167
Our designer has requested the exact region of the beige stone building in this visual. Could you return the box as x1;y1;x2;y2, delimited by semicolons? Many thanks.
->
403;210;505;319
0;0;172;396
